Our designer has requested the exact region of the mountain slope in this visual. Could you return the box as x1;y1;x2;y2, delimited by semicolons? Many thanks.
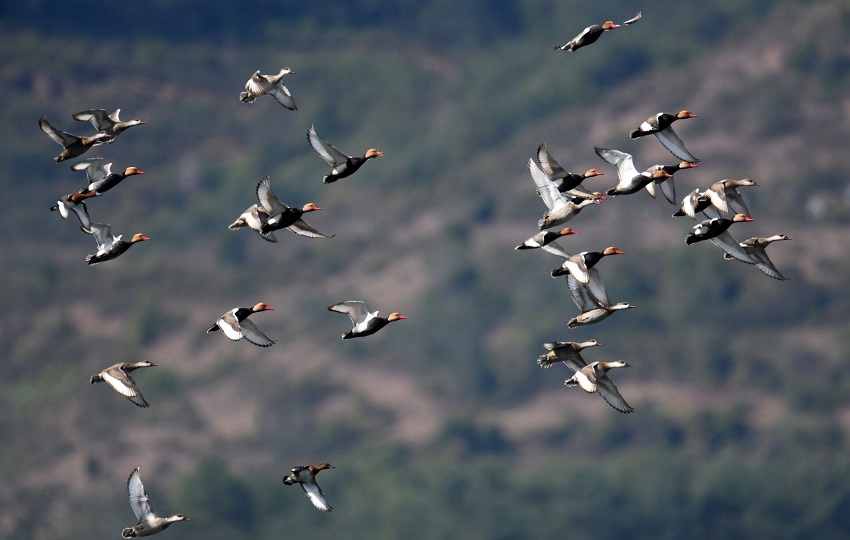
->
2;1;850;538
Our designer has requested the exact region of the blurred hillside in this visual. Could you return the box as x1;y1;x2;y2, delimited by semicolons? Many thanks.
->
2;1;850;538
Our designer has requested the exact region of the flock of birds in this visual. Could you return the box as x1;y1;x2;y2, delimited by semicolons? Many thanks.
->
41;55;402;535
513;11;790;414
38;9;791;537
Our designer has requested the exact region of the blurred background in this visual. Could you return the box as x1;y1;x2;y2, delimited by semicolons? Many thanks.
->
2;1;850;538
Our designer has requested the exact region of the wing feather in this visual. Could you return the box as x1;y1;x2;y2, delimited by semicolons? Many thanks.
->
594;147;639;187
39;117;74;146
308;125;347;166
528;158;566;212
269;84;297;110
654;127;700;163
622;11;642;25
256;177;288;215
567;277;601;313
537;143;567;179
710;231;756;264
748;250;789;280
301;481;332;512
594;373;634;413
287;218;334;238
540;239;570;259
127;468;153;522
238;318;275;347
328;301;371;325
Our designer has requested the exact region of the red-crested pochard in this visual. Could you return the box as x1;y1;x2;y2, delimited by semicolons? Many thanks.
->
72;157;145;196
228;204;277;243
528;158;600;230
629;110;700;163
685;214;753;245
536;143;605;193
554;11;641;52
207;302;276;347
83;223;149;265
594;147;672;196
645;161;698;204
515;227;579;251
51;191;94;230
308;125;383;184
255;176;334;238
328;301;407;339
543;241;624;283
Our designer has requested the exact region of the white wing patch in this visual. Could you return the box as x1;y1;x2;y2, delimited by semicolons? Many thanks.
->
301;481;332;512
102;371;137;398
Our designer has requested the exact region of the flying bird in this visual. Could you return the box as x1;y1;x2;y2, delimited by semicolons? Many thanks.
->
566;275;635;328
685;214;753;246
255;176;334;238
51;192;94;230
645;161;698;204
554;11;642;52
686;214;760;268
82;222;149;265
705;178;759;216
90;361;157;408
515;227;579;251
537;339;601;369
308;125;384;184
283;463;335;512
328;301;407;339
39;116;111;162
122;467;189;538
723;234;791;280
566;266;616;311
528;158;600;230
207;302;276;347
228;204;277;243
594;147;672;196
673;189;714;218
72;108;146;142
564;361;635;413
629;110;700;163
536;143;605;193
240;68;297;110
561;186;608;202
542;241;624;282
71;157;146;196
